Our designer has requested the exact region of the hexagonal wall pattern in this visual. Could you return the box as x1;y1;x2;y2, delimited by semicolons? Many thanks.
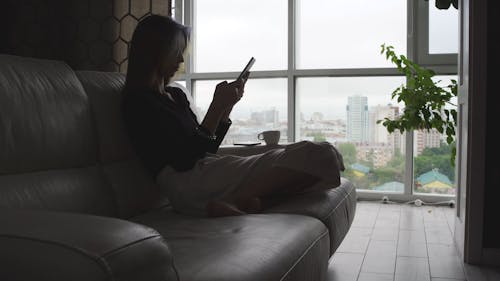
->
131;0;151;19
3;0;172;73
120;15;138;42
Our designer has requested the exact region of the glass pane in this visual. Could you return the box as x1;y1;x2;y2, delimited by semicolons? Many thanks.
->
296;76;407;192
194;78;288;145
171;1;177;20
429;0;459;54
193;0;287;72
296;0;407;69
413;76;457;196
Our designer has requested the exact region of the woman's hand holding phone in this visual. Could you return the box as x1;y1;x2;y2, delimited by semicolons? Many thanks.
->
212;57;254;111
212;81;240;110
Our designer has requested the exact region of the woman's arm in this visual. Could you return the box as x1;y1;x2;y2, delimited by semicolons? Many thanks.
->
200;102;225;134
221;106;233;122
200;79;244;134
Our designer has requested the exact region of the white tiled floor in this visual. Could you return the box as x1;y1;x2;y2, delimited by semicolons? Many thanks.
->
328;201;500;281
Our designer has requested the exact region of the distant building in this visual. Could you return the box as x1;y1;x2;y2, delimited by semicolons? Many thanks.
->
369;104;400;144
311;112;324;122
351;163;370;177
369;104;403;159
347;95;369;143
250;108;279;126
416;168;454;194
356;143;395;168
414;129;442;156
373;181;404;192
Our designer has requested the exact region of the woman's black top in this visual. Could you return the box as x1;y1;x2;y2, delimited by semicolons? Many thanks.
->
122;86;231;177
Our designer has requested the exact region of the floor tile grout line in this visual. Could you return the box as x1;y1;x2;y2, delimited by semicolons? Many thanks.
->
355;201;381;281
443;205;468;280
423;205;433;281
393;204;402;281
428;206;467;281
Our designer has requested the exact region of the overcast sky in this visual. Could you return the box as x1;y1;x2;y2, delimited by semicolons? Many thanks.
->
179;0;458;120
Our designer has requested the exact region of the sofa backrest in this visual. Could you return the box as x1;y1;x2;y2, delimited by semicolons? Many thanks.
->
76;71;168;218
0;55;169;218
0;54;118;216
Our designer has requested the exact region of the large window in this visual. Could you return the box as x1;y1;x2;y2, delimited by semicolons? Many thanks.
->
194;78;288;144
296;0;406;69
297;76;407;192
174;0;458;201
413;75;458;196
193;0;287;72
429;1;459;54
417;0;459;64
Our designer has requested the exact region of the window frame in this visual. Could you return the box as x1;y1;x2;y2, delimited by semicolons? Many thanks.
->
415;0;459;65
174;0;458;203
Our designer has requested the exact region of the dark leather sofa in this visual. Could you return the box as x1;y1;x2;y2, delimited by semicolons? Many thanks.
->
0;54;357;281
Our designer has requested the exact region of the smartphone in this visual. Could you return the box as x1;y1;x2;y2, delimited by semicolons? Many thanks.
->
237;57;255;81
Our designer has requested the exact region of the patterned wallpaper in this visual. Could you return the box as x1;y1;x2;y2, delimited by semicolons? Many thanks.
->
2;0;172;72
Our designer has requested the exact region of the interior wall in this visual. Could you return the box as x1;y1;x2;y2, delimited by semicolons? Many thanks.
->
483;0;500;249
1;0;67;62
1;0;171;72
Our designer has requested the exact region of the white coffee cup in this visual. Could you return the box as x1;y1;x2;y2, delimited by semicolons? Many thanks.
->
257;130;280;145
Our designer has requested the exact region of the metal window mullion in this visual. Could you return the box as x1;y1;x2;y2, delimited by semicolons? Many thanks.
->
288;75;295;142
417;0;458;66
288;0;296;142
180;68;409;80
186;70;288;80
405;0;417;196
293;68;403;77
408;0;417;62
174;0;183;22
184;0;194;96
404;116;415;196
415;0;428;65
418;64;459;74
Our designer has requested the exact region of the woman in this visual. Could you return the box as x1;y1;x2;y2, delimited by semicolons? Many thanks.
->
123;14;345;218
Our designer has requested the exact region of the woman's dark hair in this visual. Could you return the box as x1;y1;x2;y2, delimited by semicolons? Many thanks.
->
124;14;190;92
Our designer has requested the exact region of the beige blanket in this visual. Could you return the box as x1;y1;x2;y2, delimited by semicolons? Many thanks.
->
157;140;345;217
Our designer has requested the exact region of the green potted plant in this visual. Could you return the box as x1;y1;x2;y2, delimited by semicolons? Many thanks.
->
378;44;458;165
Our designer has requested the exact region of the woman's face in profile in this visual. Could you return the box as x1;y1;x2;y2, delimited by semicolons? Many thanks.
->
162;52;184;79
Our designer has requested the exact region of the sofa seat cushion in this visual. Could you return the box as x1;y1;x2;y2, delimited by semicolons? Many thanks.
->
217;147;357;256
265;178;357;256
131;211;329;281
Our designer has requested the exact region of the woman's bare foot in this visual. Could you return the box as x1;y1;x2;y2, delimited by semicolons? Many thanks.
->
207;200;246;217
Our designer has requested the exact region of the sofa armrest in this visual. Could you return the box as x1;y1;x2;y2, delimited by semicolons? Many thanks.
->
0;209;179;281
